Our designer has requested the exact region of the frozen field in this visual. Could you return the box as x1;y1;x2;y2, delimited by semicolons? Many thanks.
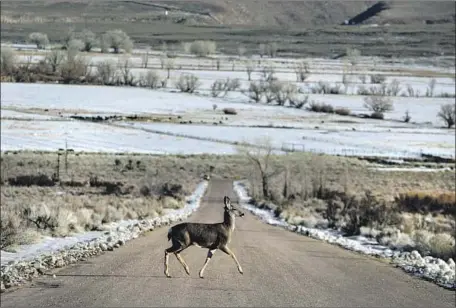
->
1;82;454;158
1;120;237;154
123;122;455;158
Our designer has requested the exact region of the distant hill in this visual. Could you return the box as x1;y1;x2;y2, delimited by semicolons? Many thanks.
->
1;0;455;28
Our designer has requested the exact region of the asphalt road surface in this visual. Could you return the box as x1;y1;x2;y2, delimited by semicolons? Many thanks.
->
1;180;454;307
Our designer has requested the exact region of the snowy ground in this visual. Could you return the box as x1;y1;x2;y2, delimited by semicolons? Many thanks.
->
1;82;454;159
232;180;456;290
124;122;455;158
1;181;208;267
1;119;238;154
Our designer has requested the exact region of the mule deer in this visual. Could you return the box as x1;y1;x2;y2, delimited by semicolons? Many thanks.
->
164;196;245;278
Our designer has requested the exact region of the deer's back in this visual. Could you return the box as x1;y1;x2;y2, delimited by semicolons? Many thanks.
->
170;222;230;249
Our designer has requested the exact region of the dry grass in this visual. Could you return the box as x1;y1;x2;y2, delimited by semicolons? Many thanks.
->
1;151;454;254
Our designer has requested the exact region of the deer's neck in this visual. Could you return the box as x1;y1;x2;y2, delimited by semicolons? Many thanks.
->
223;211;235;232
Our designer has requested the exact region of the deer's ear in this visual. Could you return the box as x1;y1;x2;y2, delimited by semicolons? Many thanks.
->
224;196;231;208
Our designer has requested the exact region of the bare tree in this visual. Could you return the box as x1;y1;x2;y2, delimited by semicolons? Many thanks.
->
60;54;91;84
118;57;135;86
45;50;66;73
139;70;161;89
79;29;97;52
245;59;256;81
243;81;266;103
237;137;283;199
437;103;455;128
426;78;437;97
95;60;117;85
141;48;150;69
28;32;49;49
164;58;175;79
101;29;133;54
294;61;309;82
0;46;17;75
346;47;361;66
363;96;394;117
175;73;201;93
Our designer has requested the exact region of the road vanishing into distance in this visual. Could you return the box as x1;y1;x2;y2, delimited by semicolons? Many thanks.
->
1;180;454;307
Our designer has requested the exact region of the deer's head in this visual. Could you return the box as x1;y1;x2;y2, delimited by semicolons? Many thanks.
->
224;196;245;217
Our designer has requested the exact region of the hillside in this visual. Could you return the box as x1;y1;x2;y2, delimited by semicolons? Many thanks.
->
1;0;455;28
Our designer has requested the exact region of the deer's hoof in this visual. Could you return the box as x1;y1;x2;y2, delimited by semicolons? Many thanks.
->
185;269;190;275
239;268;244;275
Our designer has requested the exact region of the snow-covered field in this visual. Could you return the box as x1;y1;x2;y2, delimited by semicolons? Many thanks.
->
124;122;455;158
1;119;237;154
1;181;209;287
1;81;454;158
233;181;456;290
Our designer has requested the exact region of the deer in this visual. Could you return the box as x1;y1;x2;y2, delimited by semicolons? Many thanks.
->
164;196;245;278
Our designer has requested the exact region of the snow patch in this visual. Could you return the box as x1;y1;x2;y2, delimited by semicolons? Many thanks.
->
233;180;456;290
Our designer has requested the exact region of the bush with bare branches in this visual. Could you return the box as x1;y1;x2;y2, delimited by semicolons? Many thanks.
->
437;103;455;128
211;78;240;98
95;60;117;85
363;96;394;114
175;73;201;93
60;54;91;84
139;70;161;89
45;50;66;74
243;81;266;103
371;74;386;84
245;60;256;81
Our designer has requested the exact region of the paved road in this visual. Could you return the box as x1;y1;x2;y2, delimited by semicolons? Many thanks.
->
1;180;454;307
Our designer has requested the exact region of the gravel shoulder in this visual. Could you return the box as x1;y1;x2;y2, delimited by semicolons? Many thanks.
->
1;179;454;308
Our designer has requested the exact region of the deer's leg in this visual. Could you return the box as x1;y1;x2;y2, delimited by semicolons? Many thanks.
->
164;242;183;278
199;249;217;278
220;245;243;275
175;252;190;275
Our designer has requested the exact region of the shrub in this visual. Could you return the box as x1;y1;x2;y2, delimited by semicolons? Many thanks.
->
403;110;411;123
223;108;237;115
189;40;216;57
139;70;161;89
395;191;456;216
28;32;49;49
288;95;309;109
370;112;384;119
311;82;343;94
268;81;298;106
175;74;201;93
60;54;90;84
244;81;266;103
211;78;240;97
95;60;117;85
363;96;393;113
437;103;455;128
371;74;386;84
8;174;56;186
308;101;334;113
335;107;350;116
